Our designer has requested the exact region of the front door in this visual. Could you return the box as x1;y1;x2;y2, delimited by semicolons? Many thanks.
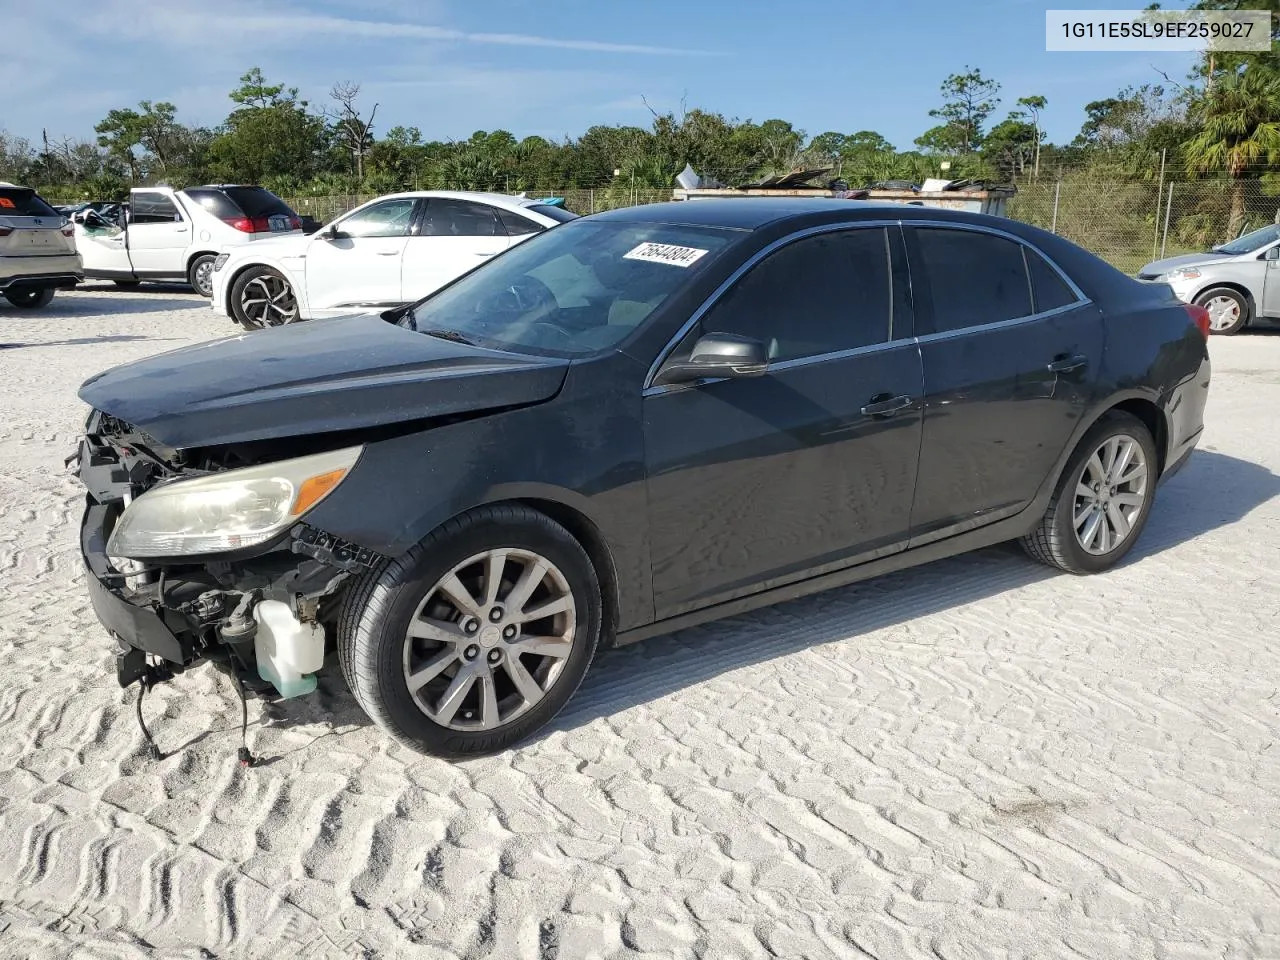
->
1260;245;1280;318
400;198;512;302
644;225;924;619
304;197;417;313
903;224;1106;544
125;191;189;276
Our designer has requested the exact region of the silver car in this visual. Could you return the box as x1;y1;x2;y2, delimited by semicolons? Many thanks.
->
0;182;83;309
1137;224;1280;335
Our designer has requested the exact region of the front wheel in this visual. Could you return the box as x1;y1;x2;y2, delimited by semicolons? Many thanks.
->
229;265;299;330
337;505;602;758
1194;287;1249;335
1021;411;1158;574
3;287;56;309
187;254;217;297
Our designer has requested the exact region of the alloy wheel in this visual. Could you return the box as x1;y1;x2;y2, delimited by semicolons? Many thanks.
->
1073;434;1149;555
193;260;215;297
1204;294;1240;332
239;274;298;326
402;548;577;732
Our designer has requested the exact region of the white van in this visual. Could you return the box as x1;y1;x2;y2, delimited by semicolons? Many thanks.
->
74;185;302;296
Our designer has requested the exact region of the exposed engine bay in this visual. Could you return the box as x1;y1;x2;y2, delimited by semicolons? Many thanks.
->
74;410;382;764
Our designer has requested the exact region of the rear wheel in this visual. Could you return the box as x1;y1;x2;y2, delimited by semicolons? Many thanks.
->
187;254;217;297
338;505;602;758
229;265;299;331
1021;411;1158;574
3;287;55;309
1194;287;1249;335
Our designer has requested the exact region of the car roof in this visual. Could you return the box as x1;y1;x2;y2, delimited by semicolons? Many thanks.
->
361;190;551;213
586;197;919;230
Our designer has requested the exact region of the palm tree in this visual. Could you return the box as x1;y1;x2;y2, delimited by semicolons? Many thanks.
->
1184;68;1280;237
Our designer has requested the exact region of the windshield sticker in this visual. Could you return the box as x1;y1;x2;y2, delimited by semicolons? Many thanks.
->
623;242;709;268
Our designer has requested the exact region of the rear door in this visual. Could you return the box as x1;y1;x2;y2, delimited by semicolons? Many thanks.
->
304;196;417;312
903;223;1104;545
643;224;924;618
400;199;512;302
125;190;190;276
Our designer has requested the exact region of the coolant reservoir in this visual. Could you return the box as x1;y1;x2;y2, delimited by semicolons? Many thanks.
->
253;600;325;698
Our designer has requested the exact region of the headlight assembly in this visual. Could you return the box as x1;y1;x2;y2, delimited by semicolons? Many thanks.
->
1162;267;1202;282
107;446;362;559
213;253;230;271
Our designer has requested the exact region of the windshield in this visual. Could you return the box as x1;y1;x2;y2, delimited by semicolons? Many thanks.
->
1216;224;1280;255
401;219;738;356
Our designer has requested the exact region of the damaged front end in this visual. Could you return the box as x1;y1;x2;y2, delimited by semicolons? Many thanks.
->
74;411;383;759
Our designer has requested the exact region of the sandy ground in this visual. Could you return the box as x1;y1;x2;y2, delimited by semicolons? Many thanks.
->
0;284;1277;960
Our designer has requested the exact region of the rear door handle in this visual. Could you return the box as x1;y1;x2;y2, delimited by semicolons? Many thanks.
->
1046;354;1088;374
861;394;913;417
375;250;399;256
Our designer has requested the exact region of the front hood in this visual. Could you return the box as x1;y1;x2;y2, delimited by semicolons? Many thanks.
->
233;233;308;257
79;313;570;448
1138;252;1228;276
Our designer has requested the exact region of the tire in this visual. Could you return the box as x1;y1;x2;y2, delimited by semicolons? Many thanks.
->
187;254;217;298
1021;411;1159;574
229;265;299;331
112;279;141;289
337;504;602;758
1194;287;1249;335
3;287;55;309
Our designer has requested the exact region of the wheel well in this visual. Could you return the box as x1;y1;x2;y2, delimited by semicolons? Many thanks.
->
1108;398;1168;474
185;250;218;273
516;498;620;644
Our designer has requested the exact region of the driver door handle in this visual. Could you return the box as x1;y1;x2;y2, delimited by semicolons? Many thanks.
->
375;250;399;256
1046;354;1088;374
861;394;913;417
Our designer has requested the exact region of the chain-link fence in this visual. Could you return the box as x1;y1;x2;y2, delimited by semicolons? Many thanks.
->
1009;176;1280;275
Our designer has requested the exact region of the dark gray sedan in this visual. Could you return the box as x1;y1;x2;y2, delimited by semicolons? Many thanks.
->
76;199;1210;759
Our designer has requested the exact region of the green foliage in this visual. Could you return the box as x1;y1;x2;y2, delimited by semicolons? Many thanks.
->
916;67;1001;155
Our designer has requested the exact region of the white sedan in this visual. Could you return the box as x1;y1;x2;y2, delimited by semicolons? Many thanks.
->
209;191;577;329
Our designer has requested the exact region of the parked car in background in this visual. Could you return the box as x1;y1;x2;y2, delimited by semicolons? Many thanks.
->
73;185;302;296
1137;223;1280;335
77;200;1209;758
0;182;82;309
209;191;577;330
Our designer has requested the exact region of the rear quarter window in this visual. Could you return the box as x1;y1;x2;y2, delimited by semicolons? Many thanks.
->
184;189;241;219
0;188;58;217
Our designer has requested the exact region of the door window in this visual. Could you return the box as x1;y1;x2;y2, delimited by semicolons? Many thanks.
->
696;228;893;362
420;199;505;238
497;209;543;237
338;198;416;238
911;228;1034;333
130;193;182;224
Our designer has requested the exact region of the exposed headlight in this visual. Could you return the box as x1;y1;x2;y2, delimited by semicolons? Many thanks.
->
107;446;362;559
1162;267;1202;282
213;253;230;272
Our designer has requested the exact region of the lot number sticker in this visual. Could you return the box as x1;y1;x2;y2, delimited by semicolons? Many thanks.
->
623;242;709;268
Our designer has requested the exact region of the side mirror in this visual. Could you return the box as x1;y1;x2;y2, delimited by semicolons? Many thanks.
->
653;333;768;386
322;222;346;240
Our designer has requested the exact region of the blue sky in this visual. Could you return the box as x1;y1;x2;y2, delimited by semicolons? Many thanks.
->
2;0;1199;152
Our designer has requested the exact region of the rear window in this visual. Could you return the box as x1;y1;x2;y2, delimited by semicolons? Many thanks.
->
0;188;58;218
219;187;296;218
526;203;577;223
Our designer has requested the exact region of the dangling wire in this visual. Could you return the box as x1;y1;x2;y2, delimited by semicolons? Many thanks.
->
231;669;257;768
134;675;162;761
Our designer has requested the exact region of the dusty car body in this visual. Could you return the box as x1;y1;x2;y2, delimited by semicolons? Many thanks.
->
76;200;1211;759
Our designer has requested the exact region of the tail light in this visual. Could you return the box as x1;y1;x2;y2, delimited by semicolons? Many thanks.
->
0;226;11;238
289;215;301;230
1184;303;1212;339
223;216;254;233
60;223;75;237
